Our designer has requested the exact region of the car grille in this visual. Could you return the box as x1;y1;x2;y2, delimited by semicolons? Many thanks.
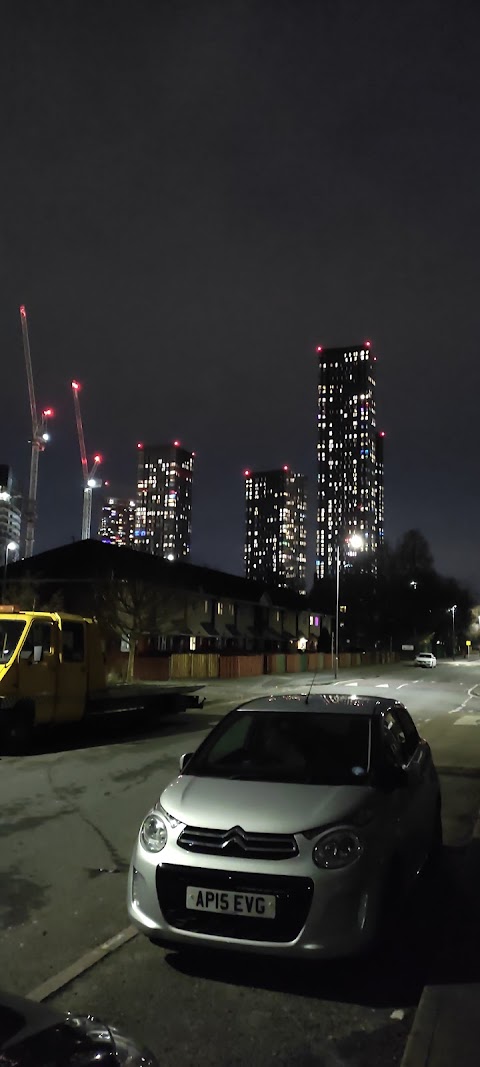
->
156;864;313;943
177;824;298;861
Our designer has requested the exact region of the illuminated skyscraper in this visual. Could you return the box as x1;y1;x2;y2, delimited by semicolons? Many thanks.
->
244;467;307;592
0;465;21;562
316;342;384;579
135;442;194;560
98;497;136;548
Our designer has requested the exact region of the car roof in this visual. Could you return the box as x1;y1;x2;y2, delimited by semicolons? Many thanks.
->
236;694;403;717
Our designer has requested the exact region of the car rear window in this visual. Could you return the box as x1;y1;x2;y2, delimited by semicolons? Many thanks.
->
186;710;372;786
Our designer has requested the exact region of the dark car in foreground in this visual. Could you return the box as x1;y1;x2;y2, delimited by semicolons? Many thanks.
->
0;988;157;1066
128;693;442;959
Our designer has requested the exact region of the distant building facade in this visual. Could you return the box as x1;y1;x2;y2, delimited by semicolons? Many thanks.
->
6;539;328;656
316;342;385;578
98;497;136;548
244;467;307;592
0;465;21;562
135;442;194;560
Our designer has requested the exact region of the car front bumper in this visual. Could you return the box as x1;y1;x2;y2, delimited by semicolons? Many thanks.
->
127;836;384;960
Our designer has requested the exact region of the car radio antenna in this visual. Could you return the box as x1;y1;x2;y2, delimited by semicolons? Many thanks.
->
305;662;320;705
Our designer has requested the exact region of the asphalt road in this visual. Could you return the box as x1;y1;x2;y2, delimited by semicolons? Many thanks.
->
2;658;480;1066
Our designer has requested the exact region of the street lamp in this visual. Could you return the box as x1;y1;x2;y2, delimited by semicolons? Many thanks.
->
335;533;363;679
448;604;457;657
409;581;418;648
2;541;18;601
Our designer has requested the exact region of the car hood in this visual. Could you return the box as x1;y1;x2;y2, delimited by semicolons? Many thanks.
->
161;775;373;834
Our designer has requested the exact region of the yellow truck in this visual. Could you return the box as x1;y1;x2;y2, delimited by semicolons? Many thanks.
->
0;607;204;750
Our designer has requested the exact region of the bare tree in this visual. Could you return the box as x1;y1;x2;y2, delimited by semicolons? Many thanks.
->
96;577;187;681
3;574;64;612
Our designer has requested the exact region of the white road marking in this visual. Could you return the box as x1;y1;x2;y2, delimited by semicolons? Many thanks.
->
448;683;480;715
26;926;139;1002
396;683;409;689
376;683;389;688
453;715;480;727
424;718;431;723
344;682;358;687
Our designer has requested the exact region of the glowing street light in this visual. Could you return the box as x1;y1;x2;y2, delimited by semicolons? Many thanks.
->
2;541;18;599
448;604;457;657
334;533;363;679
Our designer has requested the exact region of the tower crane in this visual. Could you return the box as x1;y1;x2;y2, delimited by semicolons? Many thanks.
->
71;381;102;540
19;305;54;558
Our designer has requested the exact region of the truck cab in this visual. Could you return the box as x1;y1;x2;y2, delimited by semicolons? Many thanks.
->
0;608;106;745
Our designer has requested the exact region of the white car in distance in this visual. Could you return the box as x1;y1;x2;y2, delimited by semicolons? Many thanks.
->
415;652;436;668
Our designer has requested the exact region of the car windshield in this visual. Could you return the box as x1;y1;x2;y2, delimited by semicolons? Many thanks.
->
186;710;372;786
0;620;26;664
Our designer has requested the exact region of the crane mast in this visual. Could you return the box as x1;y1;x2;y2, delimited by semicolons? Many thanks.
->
71;381;102;539
19;306;53;558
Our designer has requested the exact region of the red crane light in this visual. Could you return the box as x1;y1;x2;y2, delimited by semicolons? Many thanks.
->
244;469;251;477
43;408;54;417
316;345;322;352
283;465;289;471
364;340;371;348
173;440;180;447
94;454;102;464
71;380;80;391
137;442;143;450
20;305;26;318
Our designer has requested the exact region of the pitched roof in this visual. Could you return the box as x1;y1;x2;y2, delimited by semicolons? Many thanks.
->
8;539;328;615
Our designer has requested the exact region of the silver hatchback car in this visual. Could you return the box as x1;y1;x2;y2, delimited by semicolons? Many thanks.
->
128;694;441;959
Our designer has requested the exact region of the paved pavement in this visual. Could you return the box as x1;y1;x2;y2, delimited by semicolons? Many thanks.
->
1;658;480;1065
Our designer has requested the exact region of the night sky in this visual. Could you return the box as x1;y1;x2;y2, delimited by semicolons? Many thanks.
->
1;0;479;590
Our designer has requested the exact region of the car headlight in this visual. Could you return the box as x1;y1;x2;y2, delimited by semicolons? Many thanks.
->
140;812;168;853
312;827;363;869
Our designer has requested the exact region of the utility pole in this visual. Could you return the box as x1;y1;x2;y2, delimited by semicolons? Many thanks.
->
19;306;53;557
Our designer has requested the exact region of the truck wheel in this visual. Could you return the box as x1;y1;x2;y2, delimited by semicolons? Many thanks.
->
1;708;34;754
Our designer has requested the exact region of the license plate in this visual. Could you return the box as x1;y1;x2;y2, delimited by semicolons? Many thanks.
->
186;886;276;918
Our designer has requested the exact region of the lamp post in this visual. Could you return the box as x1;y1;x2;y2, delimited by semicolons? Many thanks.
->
334;533;363;679
2;541;18;601
410;580;418;649
448;604;457;657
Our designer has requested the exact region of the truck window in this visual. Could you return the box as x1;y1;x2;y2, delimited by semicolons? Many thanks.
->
61;622;85;663
0;620;26;664
20;622;53;660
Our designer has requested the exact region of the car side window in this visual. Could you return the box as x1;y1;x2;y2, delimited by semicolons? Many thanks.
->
61;622;85;663
395;707;420;761
380;709;409;767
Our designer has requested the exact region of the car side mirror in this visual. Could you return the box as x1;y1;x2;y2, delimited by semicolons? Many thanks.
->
377;764;408;791
179;752;193;773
